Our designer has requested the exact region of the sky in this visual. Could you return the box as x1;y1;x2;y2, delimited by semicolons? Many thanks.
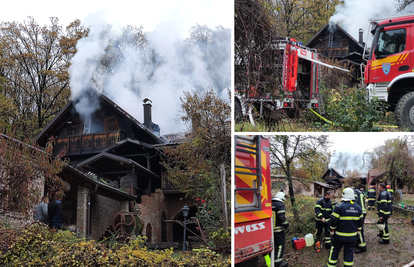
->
328;133;406;155
327;133;409;174
0;0;233;135
0;0;232;35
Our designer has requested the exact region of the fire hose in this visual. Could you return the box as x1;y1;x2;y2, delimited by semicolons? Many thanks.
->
309;108;399;129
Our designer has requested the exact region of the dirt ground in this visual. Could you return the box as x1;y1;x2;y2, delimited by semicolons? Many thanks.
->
256;196;414;267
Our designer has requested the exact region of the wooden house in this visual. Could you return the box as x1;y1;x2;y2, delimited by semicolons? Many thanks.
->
306;22;366;86
322;167;345;189
30;92;196;243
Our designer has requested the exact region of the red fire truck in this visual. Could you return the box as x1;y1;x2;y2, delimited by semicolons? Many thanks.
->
364;14;414;130
235;37;347;125
234;135;273;266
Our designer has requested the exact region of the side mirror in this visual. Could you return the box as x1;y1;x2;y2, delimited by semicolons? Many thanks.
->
374;47;386;59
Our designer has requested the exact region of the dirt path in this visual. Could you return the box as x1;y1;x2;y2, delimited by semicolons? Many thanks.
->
257;209;414;266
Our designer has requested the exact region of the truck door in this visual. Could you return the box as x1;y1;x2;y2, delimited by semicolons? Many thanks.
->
370;24;411;84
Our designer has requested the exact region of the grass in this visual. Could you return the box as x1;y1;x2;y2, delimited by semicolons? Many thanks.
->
235;110;402;132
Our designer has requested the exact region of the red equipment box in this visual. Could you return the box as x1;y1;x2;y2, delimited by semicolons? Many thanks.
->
293;238;306;250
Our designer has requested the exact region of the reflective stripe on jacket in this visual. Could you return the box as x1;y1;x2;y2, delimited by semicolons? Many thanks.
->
377;190;392;218
330;201;363;241
272;199;289;232
367;189;376;201
315;196;333;222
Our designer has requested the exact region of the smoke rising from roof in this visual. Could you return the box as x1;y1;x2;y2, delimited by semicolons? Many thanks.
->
329;151;372;175
329;0;403;43
69;9;230;135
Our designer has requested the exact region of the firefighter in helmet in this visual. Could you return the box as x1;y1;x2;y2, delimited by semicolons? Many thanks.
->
272;192;289;267
367;185;376;210
353;187;367;253
314;190;334;251
325;188;363;267
377;183;392;244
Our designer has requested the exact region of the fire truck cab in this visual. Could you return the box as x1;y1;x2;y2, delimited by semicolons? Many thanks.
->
365;15;414;130
234;135;273;266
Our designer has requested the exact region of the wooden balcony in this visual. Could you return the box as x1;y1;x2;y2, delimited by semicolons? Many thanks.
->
54;130;127;156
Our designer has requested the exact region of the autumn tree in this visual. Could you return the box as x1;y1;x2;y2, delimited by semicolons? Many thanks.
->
270;0;340;42
269;135;331;220
0;17;88;139
161;89;230;247
371;137;414;200
0;133;67;218
293;149;331;181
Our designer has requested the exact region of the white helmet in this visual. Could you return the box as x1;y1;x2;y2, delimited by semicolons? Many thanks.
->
377;221;385;231
275;192;286;202
342;188;355;200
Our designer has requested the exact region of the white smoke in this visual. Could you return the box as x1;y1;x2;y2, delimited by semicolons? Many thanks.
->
329;151;372;175
69;8;231;135
330;0;408;44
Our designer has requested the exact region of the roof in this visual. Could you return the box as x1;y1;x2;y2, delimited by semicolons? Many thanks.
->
368;169;385;177
306;22;364;50
76;152;159;180
312;181;335;189
61;164;136;201
34;92;166;146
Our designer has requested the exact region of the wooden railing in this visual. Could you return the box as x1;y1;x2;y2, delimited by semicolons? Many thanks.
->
54;130;127;156
318;47;349;58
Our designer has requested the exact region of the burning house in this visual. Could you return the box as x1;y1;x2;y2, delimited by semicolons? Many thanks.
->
33;92;197;244
306;22;366;87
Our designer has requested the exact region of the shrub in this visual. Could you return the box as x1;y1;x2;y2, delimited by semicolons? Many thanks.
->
0;223;230;267
321;86;388;131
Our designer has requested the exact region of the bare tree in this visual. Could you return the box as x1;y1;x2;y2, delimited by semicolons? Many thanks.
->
269;135;331;220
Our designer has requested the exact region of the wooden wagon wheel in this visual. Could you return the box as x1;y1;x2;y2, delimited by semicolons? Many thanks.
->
112;211;136;242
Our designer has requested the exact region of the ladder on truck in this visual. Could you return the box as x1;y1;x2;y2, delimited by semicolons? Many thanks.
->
234;135;263;212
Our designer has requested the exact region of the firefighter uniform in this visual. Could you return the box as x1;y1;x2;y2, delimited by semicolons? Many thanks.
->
367;187;376;210
387;186;394;215
353;188;367;253
314;194;334;249
326;190;363;267
377;189;392;244
272;194;289;267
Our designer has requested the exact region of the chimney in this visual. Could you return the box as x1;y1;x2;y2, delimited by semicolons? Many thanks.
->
143;98;152;130
359;28;364;45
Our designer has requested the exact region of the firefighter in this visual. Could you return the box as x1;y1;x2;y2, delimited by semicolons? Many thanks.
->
367;185;376;210
377;183;392;244
386;185;394;214
325;188;363;267
353;187;367;254
272;192;289;267
314;190;334;251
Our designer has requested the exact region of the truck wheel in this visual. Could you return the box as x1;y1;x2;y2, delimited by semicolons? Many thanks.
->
235;99;243;123
395;91;414;131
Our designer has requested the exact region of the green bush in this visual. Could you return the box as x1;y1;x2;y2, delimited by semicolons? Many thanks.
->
0;223;230;267
284;195;317;238
322;87;388;132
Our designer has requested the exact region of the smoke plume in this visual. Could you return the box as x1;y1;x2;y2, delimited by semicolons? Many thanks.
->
329;0;407;43
69;9;230;135
329;151;372;175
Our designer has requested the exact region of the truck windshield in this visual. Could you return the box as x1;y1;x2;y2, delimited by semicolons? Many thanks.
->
375;28;406;57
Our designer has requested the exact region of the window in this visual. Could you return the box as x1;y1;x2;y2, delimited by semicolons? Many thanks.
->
376;28;406;56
